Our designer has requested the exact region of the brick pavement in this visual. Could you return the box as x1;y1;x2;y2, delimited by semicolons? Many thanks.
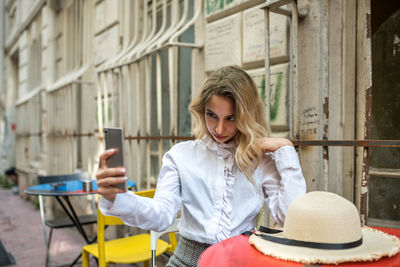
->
0;188;169;267
0;188;87;266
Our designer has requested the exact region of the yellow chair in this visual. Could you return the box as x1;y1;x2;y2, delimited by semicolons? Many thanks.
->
82;189;178;267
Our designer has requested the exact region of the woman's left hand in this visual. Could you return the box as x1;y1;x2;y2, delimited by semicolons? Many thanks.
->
257;137;293;153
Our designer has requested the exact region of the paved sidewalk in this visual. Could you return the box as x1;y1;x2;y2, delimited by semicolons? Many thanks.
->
0;188;86;266
0;188;169;267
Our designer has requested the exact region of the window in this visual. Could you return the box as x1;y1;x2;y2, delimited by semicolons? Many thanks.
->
47;0;86;174
96;0;198;189
369;6;400;228
55;0;84;79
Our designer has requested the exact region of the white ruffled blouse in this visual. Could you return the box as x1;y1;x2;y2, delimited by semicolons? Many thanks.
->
99;136;306;244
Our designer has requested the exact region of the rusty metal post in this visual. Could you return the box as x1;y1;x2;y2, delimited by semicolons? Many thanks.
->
356;0;372;226
360;86;372;226
263;5;272;135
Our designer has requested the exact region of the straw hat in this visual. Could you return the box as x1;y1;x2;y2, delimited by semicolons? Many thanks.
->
249;191;400;264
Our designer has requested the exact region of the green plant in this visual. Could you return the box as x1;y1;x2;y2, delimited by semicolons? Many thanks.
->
33;196;40;210
0;174;13;189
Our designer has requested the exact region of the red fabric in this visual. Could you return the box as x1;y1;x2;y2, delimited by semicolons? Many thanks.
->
198;227;400;267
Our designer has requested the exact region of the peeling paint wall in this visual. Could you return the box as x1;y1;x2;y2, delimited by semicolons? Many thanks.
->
297;0;357;201
0;1;380;218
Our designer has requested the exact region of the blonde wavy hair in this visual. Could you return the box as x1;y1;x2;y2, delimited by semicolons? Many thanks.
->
189;66;269;184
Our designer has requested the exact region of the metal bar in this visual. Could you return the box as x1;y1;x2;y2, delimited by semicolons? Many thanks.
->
127;0;157;60
151;250;157;267
96;0;202;74
54;196;88;242
157;0;189;48
259;0;293;10
369;167;400;178
168;47;176;138
117;69;124;127
47;229;53;266
169;0;202;44
124;136;195;141
73;133;94;137
292;140;400;147
156;52;163;168
100;136;400;146
271;7;292;17
38;195;52;267
70;254;82;267
360;86;372;226
98;41;202;74
358;0;373;227
145;56;152;189
263;6;272;135
109;72;118;126
120;0;149;63
96;73;104;134
154;0;180;49
62;196;90;243
321;0;330;191
136;0;158;58
102;72;109;128
72;84;78;170
16;132;43;137
291;0;299;139
43;133;94;138
57;196;87;266
134;63;143;189
145;0;167;54
106;1;140;67
122;65;132;184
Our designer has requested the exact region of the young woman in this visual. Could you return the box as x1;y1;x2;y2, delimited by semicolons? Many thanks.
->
96;66;306;266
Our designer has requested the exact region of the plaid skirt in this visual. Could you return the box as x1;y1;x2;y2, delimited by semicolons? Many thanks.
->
166;236;212;267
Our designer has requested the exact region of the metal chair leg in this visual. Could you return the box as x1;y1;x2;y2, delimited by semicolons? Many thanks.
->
46;228;53;267
39;195;53;267
151;250;157;267
48;228;53;248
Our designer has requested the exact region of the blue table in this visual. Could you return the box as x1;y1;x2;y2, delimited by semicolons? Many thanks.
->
25;179;136;266
25;179;136;196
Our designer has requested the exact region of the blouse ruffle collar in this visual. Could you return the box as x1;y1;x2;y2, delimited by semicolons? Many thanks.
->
200;135;236;152
200;135;237;241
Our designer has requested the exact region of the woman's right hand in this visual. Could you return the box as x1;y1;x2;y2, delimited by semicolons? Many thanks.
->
257;137;293;153
96;149;127;202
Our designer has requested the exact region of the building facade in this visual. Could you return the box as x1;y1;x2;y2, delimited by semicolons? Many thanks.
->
0;0;399;228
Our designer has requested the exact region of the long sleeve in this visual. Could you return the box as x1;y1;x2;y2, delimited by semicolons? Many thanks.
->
98;151;182;232
99;138;306;244
260;145;306;226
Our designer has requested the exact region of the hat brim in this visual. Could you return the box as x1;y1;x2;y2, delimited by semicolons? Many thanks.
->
249;227;400;265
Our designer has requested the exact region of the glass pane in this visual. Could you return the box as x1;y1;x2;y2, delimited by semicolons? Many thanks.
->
178;0;194;137
371;9;400;169
368;176;400;220
178;45;193;137
161;49;171;137
370;147;400;169
150;154;159;186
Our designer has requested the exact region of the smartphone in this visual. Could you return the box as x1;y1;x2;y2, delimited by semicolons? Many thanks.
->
104;127;126;190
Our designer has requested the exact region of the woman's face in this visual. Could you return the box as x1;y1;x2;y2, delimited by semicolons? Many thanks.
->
205;95;238;143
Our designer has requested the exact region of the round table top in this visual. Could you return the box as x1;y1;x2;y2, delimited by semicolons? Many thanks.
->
198;227;400;267
24;180;136;196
